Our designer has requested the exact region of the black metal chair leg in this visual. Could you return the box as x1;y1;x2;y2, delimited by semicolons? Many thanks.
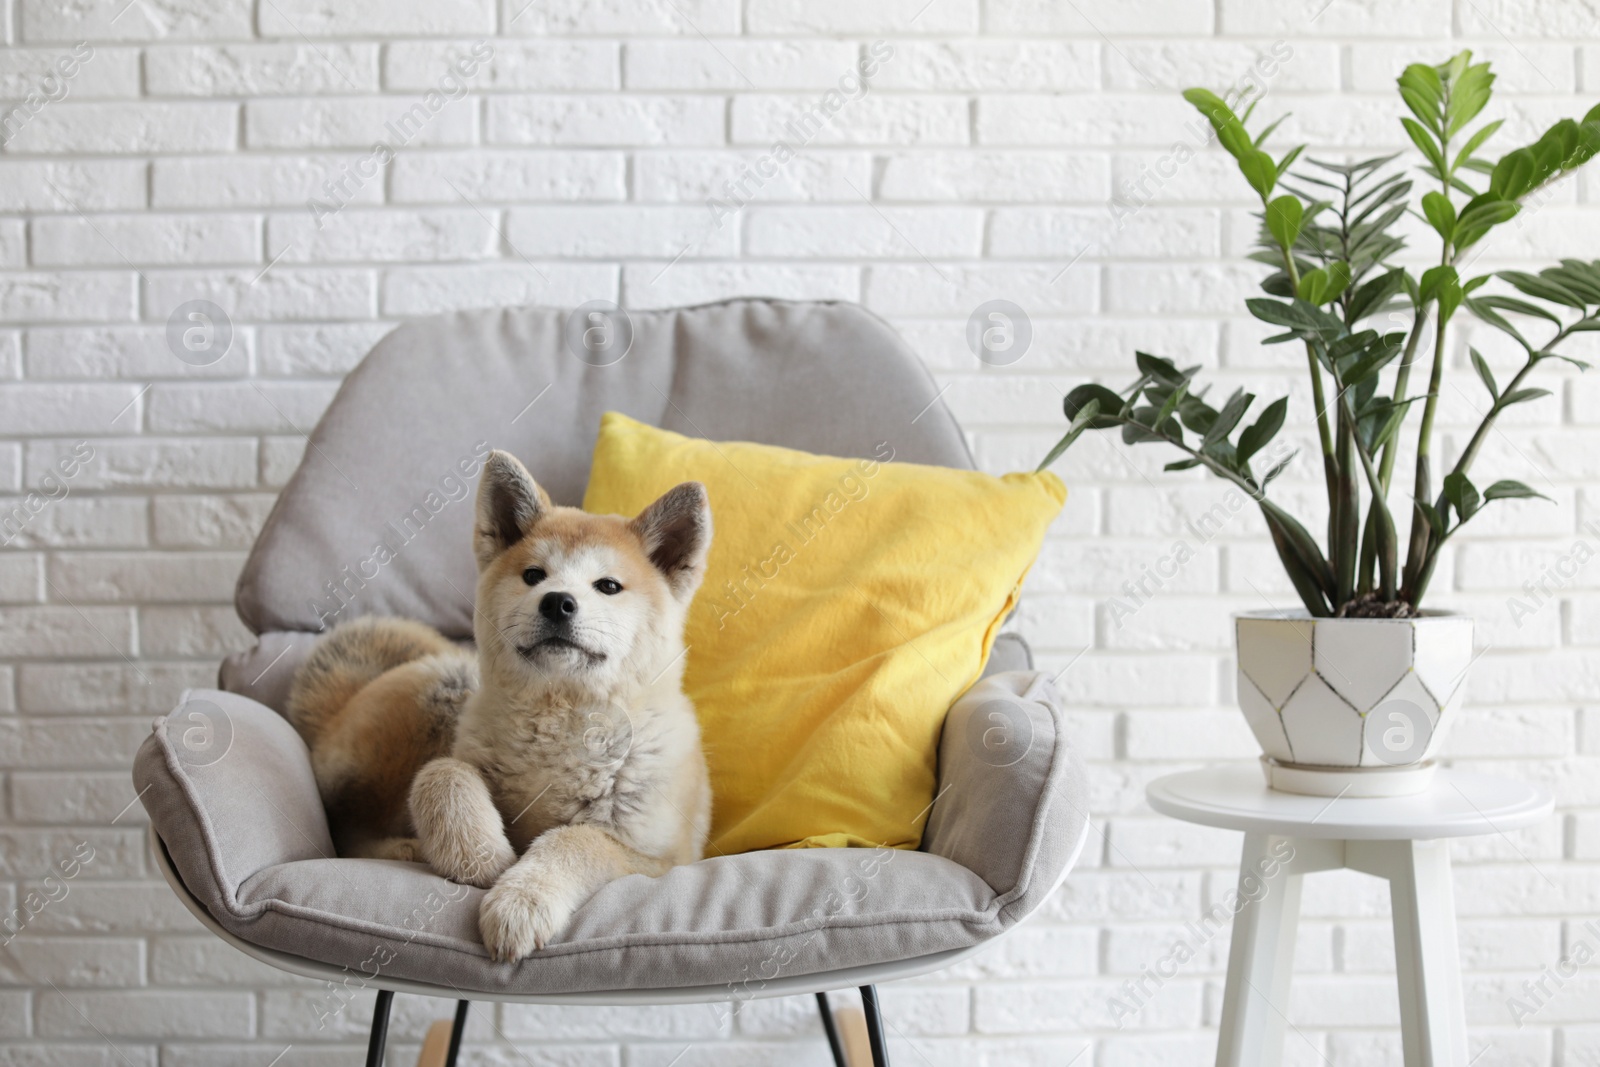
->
365;989;394;1067
444;999;470;1067
859;985;891;1067
816;991;848;1067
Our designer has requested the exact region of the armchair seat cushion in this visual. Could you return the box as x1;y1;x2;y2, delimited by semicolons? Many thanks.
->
137;671;1086;997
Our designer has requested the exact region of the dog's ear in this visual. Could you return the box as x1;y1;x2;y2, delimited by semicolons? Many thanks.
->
474;450;549;569
629;482;712;601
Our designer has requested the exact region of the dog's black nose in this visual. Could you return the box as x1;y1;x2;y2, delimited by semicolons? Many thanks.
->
539;591;578;621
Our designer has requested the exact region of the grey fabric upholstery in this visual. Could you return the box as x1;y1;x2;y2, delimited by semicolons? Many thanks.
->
134;673;1085;995
236;299;974;640
134;298;1085;995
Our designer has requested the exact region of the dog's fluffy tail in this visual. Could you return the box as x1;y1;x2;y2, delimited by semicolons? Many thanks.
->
286;616;459;748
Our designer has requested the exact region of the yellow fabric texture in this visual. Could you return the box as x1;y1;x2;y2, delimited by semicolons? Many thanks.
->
581;412;1066;854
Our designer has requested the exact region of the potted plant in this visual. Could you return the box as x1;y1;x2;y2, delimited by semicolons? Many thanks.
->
1040;52;1600;795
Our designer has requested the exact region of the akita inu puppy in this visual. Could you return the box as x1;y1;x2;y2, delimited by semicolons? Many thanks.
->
286;449;713;960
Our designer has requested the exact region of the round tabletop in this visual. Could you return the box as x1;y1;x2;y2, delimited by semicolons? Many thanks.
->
1146;764;1553;840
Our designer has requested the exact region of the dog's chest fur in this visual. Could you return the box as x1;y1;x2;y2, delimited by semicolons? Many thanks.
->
454;686;697;857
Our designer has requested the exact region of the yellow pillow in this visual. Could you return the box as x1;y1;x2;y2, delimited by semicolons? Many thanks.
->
582;413;1066;854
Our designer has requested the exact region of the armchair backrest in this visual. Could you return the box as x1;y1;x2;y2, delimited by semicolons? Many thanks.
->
235;298;974;641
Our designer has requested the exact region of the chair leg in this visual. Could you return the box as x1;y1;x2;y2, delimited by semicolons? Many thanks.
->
859;985;891;1067
445;1000;469;1067
816;992;848;1067
366;989;394;1067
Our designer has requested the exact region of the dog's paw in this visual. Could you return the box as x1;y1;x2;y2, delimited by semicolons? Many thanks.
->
377;837;423;863
428;837;517;889
478;882;570;961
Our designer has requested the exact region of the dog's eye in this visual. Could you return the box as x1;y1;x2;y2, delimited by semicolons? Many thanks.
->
593;578;623;596
522;567;546;586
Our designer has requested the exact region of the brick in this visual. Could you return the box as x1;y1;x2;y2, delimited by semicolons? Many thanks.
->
245;97;475;149
488;95;724;146
389;41;618;91
146;44;379;95
635;150;872;203
18;0;252;40
0;160;144;212
502;1003;728;1040
0;385;143;436
148;937;308;987
0;829;145;879
0;273;135;324
1354;42;1574;93
151;494;277;549
731;94;968;146
977;94;1195;147
749;0;977;32
866;264;1096;317
153;155;385;208
391;149;626;202
0;606;135;658
17;663;213;715
25;439;257;491
0;554;42;603
504;0;740;35
1221;0;1448;35
381;263;617;317
257;322;391;377
745;206;982;258
37;991;253;1039
504;206;738;258
139;606;251;657
49;552;243;604
1125;709;1255;757
621;263;858;310
989;206;1222;260
976;978;1202;1032
880;151;1109;202
0;719;155;768
0;938;143;988
25;325;252;380
258;0;494;35
260;436;307;488
11;772;152;824
31;214;259;268
3;102;237;153
1104;40;1339;91
626;41;857;90
879;41;1098;91
146;381;337;434
0;46;141;98
143;269;374;321
269;208;498;263
0;498;146;552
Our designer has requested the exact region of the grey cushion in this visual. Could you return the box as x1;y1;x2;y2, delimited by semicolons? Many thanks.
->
135;673;1086;996
236;299;974;640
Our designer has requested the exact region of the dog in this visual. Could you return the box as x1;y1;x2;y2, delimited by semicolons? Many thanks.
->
286;449;714;960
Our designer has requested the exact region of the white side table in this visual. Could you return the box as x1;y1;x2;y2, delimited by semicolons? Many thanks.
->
1147;764;1552;1067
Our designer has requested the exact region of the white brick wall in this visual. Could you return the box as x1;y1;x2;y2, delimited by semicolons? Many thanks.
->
0;1;1597;1063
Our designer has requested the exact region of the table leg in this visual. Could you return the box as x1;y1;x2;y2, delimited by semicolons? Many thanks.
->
1215;832;1306;1067
1350;839;1467;1066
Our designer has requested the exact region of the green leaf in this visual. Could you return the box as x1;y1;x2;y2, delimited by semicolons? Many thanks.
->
1398;63;1444;127
1238;149;1279;199
1470;347;1499;400
1164;458;1202;472
1204;389;1255;447
1453;194;1519;249
1153;381;1188;433
1444;471;1480;520
1063;384;1125;430
1135;351;1186;386
1421;264;1463;322
1445;60;1494;138
1483;479;1552;502
1265;195;1304;252
1472;294;1562;325
1416;500;1447;536
1499;386;1553;406
1236;396;1287;465
1421;190;1456;241
1402;116;1448;175
1183;88;1254;161
1262;451;1295;486
1453;118;1504;171
1346;268;1407;323
1501;269;1588;308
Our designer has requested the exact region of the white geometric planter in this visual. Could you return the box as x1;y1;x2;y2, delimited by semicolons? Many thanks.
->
1234;610;1474;796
